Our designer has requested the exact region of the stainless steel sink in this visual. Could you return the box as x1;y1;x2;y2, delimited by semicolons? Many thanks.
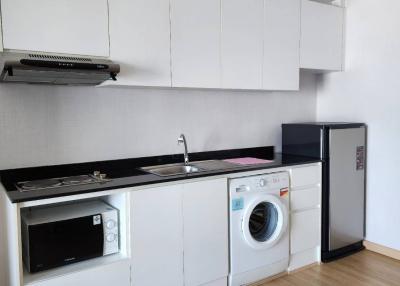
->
141;160;241;177
141;164;203;177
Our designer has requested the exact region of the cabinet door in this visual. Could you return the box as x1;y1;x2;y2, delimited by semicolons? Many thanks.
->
131;185;184;286
300;0;344;71
221;0;264;89
182;179;228;286
263;0;300;90
290;186;321;211
28;260;130;286
290;165;321;188
171;0;221;88
290;208;320;254
1;0;109;57
108;0;172;87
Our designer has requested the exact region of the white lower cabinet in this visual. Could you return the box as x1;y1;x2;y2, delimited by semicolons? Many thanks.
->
27;260;130;286
290;209;320;254
202;278;228;286
183;180;229;286
130;178;228;286
289;164;322;271
131;185;184;286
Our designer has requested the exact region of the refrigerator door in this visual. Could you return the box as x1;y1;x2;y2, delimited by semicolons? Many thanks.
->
328;127;365;251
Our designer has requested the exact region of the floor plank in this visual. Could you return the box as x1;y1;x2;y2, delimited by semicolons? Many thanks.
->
261;250;400;286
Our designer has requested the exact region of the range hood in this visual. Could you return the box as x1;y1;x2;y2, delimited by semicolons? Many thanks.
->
0;52;120;85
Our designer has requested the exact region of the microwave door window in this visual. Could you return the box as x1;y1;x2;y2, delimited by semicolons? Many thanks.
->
28;215;104;272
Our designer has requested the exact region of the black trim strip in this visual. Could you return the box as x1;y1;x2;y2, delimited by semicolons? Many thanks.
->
322;241;365;262
20;59;109;70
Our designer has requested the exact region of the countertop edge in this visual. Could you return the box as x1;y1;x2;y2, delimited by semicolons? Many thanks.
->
4;158;322;204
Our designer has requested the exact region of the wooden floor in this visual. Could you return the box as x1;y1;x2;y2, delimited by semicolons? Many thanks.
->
261;250;400;286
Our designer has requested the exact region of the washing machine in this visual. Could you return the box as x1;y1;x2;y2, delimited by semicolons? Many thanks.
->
229;171;290;286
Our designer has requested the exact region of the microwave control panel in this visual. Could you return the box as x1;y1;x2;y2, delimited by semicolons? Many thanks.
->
101;208;119;255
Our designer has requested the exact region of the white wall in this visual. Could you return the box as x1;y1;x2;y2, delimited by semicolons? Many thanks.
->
0;72;317;170
0;72;317;284
317;0;400;250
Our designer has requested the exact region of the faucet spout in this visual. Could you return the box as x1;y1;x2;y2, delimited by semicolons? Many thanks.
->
178;134;189;165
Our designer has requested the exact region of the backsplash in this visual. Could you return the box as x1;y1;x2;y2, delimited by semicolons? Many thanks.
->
0;72;317;170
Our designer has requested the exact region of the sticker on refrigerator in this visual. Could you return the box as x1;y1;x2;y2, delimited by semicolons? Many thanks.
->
232;198;244;211
356;146;365;170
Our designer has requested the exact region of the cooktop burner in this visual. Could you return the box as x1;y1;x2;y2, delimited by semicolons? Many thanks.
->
62;175;96;185
16;172;111;192
21;179;63;190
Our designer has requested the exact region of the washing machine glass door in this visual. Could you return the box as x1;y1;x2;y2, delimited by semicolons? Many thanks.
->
242;195;288;249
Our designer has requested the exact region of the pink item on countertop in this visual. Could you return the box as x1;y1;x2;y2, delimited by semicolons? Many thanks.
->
223;157;274;165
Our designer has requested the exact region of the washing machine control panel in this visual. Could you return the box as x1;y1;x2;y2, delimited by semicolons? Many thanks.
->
232;172;289;193
253;173;289;190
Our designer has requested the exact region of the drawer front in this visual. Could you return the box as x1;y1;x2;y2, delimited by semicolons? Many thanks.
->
290;186;320;211
28;259;130;286
290;165;321;188
290;208;320;254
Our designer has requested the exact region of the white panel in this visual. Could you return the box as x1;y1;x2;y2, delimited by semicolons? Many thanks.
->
290;186;321;211
131;185;184;286
2;191;23;286
288;247;320;272
290;208;320;254
221;0;264;89
183;179;228;286
300;0;344;70
1;0;109;57
263;0;301;90
171;0;221;88
107;0;171;87
290;165;321;188
202;277;228;286
27;260;130;286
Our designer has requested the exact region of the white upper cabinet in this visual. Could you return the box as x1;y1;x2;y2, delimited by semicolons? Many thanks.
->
170;0;221;88
0;0;110;57
108;0;172;87
221;0;264;90
300;0;344;71
263;0;301;90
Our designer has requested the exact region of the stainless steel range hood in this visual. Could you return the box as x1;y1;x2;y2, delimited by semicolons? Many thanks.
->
0;52;120;85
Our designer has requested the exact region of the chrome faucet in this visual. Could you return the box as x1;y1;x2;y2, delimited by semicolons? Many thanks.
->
178;134;189;166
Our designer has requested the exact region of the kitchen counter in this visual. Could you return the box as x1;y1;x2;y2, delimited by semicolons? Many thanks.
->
0;146;321;203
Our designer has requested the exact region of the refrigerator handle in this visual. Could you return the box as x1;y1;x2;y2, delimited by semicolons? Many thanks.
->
320;129;324;159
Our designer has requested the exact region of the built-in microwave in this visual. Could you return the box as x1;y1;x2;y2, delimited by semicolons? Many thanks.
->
21;200;119;273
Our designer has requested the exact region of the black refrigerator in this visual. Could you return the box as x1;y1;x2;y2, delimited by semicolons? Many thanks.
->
282;122;366;262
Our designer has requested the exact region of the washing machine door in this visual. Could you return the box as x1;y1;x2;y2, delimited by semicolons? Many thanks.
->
242;194;288;250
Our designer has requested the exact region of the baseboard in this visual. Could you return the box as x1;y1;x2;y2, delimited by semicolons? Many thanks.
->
288;262;319;274
364;240;400;261
249;271;288;286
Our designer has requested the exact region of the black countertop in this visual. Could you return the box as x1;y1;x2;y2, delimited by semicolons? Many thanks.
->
0;146;321;203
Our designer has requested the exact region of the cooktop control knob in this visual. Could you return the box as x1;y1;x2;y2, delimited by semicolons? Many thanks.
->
106;233;116;242
259;179;266;187
106;220;116;229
